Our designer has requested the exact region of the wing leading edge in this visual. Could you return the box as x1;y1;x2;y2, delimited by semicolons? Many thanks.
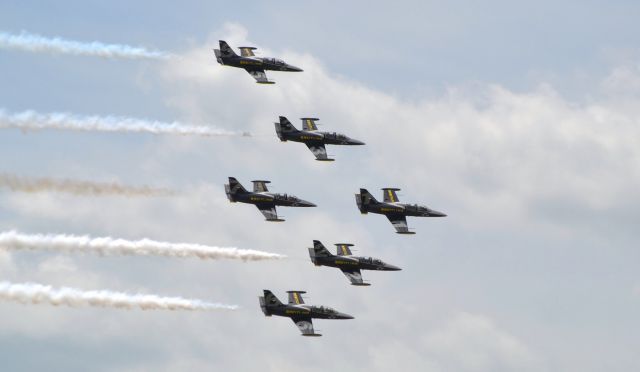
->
340;268;370;286
246;69;274;84
256;203;284;222
385;214;414;234
305;143;334;161
291;317;321;336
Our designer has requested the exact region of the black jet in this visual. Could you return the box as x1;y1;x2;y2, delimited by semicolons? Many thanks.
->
259;290;353;336
213;40;303;84
225;177;316;221
275;116;365;161
308;240;400;286
355;188;446;234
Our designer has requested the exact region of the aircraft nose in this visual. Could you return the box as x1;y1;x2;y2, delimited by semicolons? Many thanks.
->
297;199;317;207
287;64;303;72
348;139;366;146
431;210;447;217
337;312;354;320
384;263;402;271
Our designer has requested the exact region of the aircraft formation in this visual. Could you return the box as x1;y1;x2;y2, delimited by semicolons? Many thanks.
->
217;40;447;336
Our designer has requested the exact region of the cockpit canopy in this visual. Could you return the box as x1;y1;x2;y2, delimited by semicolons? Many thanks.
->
318;306;336;313
364;257;383;265
274;193;298;201
266;58;285;65
325;132;347;140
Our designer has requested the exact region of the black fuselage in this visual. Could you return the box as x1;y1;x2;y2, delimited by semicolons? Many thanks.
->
230;191;316;208
263;303;353;320
312;255;400;271
278;129;365;146
218;55;303;72
364;201;447;218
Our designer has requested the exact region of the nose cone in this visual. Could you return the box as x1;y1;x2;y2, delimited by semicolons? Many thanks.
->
347;138;366;146
286;64;303;72
383;263;402;271
336;312;354;320
296;199;317;207
430;210;447;217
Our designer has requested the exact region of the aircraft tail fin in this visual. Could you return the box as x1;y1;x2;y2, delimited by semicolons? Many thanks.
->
225;177;247;202
261;290;283;308
356;188;377;213
309;240;333;264
218;40;237;58
275;116;299;141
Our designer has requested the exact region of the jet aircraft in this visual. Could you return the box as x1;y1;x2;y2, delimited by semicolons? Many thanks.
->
213;40;303;84
355;188;446;234
259;290;353;336
275;116;365;161
308;240;401;286
225;177;316;221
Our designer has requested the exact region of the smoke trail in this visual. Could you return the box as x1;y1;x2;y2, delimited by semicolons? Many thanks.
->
0;231;286;261
0;31;171;60
0;109;249;137
0;281;237;311
0;173;174;197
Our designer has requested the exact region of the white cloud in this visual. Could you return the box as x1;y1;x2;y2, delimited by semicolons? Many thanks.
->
423;312;537;371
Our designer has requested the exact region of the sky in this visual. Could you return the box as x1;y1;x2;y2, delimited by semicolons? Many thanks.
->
1;1;640;371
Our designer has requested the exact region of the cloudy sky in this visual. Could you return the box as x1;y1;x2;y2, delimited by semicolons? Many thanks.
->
1;1;639;371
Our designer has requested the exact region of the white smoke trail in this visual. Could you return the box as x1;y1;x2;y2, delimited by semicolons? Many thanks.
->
0;173;174;197
0;109;249;137
0;281;237;311
0;31;171;59
0;231;286;261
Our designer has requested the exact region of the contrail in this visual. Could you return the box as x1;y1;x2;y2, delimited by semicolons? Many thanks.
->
0;109;249;137
0;281;237;311
0;231;286;261
0;173;174;197
0;30;171;60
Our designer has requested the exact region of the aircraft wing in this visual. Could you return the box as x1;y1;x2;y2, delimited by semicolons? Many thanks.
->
386;214;414;234
340;268;370;286
246;69;274;84
306;143;334;161
256;203;283;221
291;317;321;336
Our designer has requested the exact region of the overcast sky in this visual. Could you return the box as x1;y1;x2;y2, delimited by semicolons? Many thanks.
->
0;1;639;371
